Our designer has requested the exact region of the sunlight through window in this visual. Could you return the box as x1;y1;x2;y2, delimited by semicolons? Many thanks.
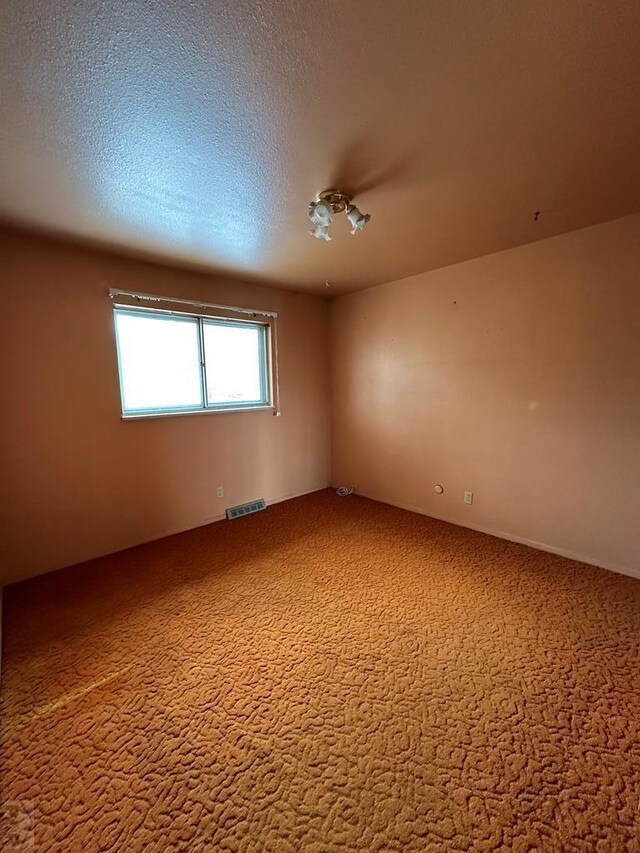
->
114;308;270;416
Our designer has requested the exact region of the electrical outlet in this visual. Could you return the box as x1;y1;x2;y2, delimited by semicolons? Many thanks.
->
464;490;473;505
216;485;224;499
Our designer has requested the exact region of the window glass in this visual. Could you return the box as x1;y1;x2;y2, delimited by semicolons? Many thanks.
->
202;322;265;406
113;308;270;416
114;311;203;412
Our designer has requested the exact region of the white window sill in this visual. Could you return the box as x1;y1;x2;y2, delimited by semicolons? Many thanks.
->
122;405;276;421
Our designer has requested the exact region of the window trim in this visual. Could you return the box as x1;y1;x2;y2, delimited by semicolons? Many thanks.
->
113;306;274;419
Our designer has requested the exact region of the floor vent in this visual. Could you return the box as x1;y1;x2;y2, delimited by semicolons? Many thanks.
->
226;499;267;520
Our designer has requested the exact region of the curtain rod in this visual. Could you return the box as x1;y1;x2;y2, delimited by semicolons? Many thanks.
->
108;289;278;319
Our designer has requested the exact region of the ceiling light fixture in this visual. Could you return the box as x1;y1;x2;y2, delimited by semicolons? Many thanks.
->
308;189;370;241
346;204;370;235
311;224;332;241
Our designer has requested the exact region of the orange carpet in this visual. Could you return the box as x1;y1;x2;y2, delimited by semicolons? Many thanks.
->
1;490;639;851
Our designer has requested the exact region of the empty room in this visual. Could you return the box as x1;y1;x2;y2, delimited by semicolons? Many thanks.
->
1;1;639;851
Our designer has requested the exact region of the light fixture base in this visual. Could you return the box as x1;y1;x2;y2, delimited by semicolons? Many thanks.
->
317;189;352;214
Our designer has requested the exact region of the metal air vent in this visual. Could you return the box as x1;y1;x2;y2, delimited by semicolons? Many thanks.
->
226;499;267;520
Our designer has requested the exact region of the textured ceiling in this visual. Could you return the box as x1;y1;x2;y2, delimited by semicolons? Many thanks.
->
1;1;640;295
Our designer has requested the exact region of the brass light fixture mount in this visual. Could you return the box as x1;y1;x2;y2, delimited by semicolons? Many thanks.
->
308;188;371;240
317;188;352;214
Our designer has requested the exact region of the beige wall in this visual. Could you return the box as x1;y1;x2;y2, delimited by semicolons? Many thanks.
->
0;230;331;584
2;215;639;585
331;214;640;578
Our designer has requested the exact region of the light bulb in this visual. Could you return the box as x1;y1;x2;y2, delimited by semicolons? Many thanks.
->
347;205;370;234
311;224;332;241
308;199;334;227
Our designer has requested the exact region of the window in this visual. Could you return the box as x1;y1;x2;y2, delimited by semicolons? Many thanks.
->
113;307;271;417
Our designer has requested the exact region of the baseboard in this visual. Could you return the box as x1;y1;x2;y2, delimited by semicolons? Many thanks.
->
267;485;331;509
349;489;640;581
157;485;330;536
86;483;332;561
6;484;331;587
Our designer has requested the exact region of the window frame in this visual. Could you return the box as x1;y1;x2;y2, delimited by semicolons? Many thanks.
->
113;306;274;419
